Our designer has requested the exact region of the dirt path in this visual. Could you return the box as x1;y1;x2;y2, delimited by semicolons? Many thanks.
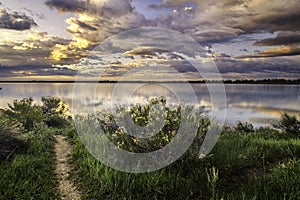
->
54;135;81;200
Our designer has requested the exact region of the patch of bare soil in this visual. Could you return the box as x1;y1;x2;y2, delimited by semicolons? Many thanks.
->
54;135;81;200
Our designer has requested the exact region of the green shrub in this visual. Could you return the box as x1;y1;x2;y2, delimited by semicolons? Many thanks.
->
235;121;254;133
3;98;43;130
273;113;300;137
95;97;207;155
41;96;70;128
70;97;216;199
3;97;70;130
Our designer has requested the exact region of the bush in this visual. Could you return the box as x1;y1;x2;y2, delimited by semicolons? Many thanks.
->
85;97;208;156
41;96;70;128
97;97;180;153
235;121;254;133
3;98;43;130
2;97;70;130
273;113;300;137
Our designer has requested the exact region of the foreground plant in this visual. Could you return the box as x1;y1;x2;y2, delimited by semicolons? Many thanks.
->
88;97;210;156
0;114;26;161
273;113;300;137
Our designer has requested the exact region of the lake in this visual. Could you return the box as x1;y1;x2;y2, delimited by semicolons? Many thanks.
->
0;83;299;127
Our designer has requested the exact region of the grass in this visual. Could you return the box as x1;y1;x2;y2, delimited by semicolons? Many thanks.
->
66;127;300;200
0;125;59;199
209;131;300;199
228;158;300;199
0;113;26;161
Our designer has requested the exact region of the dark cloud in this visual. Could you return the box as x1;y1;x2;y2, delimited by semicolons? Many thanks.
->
47;0;300;62
216;57;300;75
0;9;37;30
125;48;169;57
213;52;231;58
45;0;89;13
45;0;133;16
236;45;300;58
43;0;300;52
254;34;300;46
0;65;77;77
256;13;300;33
71;19;97;31
1;0;299;81
109;55;300;80
167;60;198;74
96;27;210;59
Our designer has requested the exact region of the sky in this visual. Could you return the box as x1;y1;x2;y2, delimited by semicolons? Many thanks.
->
0;0;299;81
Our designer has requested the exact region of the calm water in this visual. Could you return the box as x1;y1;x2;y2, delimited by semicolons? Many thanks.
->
0;83;299;127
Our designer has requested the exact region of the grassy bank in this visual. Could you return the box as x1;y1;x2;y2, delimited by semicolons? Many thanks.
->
1;97;299;199
66;98;300;200
0;97;70;199
0;126;59;199
68;127;300;199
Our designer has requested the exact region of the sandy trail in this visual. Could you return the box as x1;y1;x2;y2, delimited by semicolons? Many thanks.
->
54;135;81;200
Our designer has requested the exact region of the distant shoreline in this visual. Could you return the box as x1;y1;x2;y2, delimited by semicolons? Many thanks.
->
0;79;299;84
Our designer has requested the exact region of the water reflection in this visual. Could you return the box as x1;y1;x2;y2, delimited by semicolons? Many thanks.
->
0;83;299;127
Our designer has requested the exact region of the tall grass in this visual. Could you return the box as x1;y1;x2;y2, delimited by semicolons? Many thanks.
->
0;114;26;161
68;126;300;199
0;125;59;199
227;158;300;199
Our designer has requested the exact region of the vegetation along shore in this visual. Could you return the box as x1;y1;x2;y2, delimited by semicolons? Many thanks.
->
1;97;300;199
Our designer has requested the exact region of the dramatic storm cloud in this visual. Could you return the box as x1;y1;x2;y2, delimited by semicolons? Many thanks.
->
0;9;37;30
